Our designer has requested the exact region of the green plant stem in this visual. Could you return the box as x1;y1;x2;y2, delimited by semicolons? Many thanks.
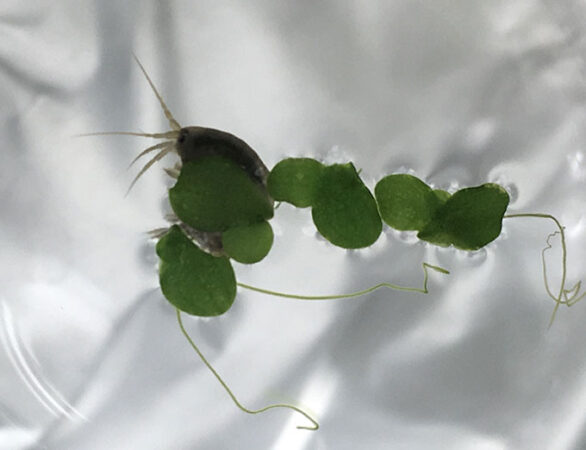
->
504;213;585;327
238;263;449;300
176;308;319;431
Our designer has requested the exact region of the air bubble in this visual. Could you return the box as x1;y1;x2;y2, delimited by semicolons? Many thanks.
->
455;247;487;266
392;229;420;245
447;180;460;193
321;145;351;165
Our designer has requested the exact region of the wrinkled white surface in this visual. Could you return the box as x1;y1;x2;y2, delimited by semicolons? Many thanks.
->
1;1;586;449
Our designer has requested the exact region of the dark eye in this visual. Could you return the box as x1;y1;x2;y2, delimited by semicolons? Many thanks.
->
178;130;187;144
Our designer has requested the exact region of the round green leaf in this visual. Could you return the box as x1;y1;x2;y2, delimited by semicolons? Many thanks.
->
433;189;451;203
169;156;274;232
267;158;325;208
311;163;382;249
156;225;236;316
417;183;510;250
375;174;443;231
222;221;274;264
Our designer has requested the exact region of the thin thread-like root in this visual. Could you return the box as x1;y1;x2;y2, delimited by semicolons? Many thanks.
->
541;231;561;302
568;289;585;307
238;263;449;300
541;231;585;324
77;131;179;139
176;309;319;431
564;280;581;300
133;54;181;131
128;141;175;169
505;213;585;327
126;144;174;195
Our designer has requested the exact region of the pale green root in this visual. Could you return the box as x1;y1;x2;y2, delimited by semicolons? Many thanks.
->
176;309;319;431
504;213;585;327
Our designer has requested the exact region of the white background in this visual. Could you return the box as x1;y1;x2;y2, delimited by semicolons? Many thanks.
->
1;1;585;449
